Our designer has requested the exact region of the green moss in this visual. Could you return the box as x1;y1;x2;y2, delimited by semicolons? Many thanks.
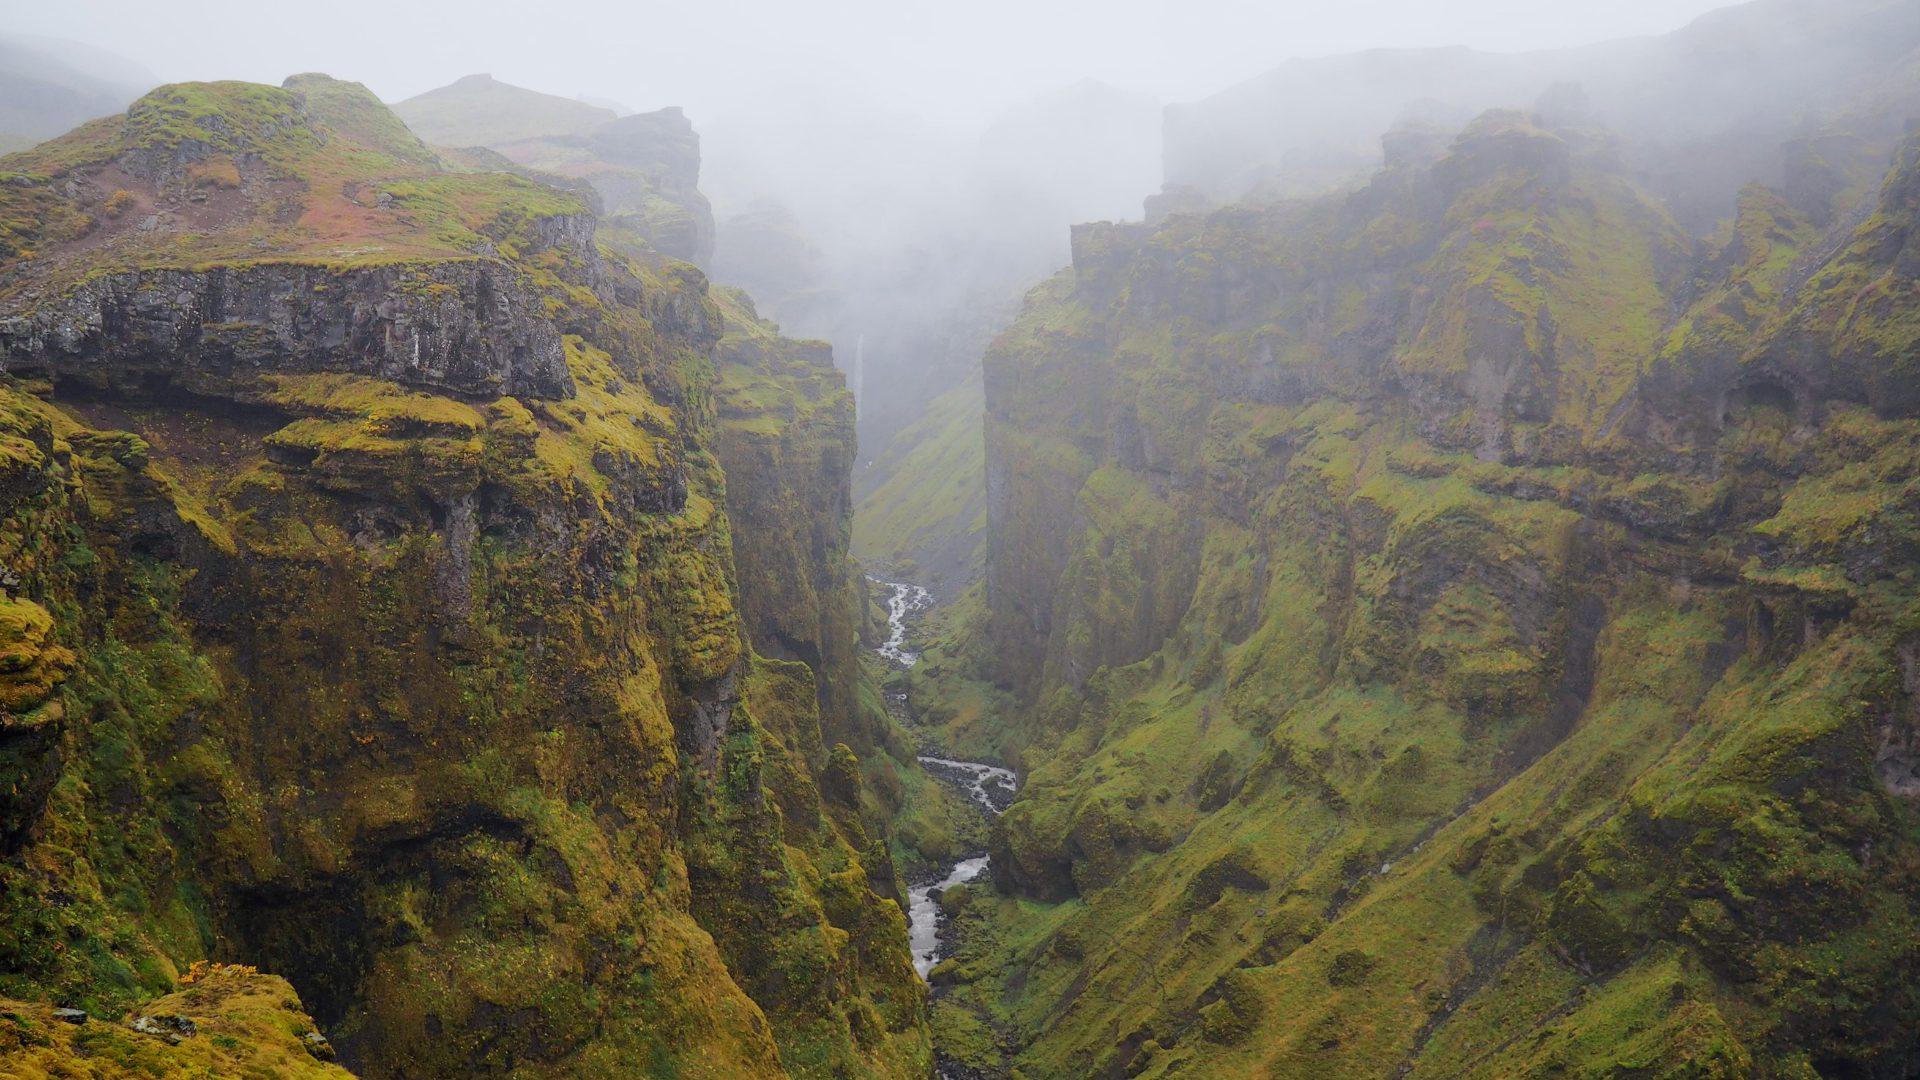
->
0;76;593;286
0;968;354;1078
0;595;76;711
901;108;1920;1079
0;73;930;1079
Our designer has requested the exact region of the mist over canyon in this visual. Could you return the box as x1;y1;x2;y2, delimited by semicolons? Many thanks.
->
2;1;1920;1078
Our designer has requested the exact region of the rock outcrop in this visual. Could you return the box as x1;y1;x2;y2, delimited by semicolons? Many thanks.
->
1;965;353;1077
0;76;928;1078
395;75;716;266
3;260;574;400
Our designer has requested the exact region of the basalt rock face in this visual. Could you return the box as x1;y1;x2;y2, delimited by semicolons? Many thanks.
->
2;260;574;400
0;77;927;1078
580;108;714;266
921;110;1920;1077
697;292;937;1075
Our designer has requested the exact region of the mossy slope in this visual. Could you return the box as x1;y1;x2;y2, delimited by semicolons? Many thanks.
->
917;111;1920;1078
0;79;927;1078
853;375;988;598
0;966;352;1078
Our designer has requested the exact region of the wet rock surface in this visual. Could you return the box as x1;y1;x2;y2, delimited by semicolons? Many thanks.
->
918;756;1017;815
2;260;576;400
130;1013;197;1044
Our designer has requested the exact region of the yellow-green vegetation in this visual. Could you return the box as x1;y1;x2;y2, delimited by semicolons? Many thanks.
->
706;285;971;868
906;110;1920;1077
0;80;929;1079
897;586;1024;763
0;965;354;1078
686;285;946;1074
0;595;76;712
1659;185;1817;367
1400;113;1684;442
0;75;584;282
709;287;862;709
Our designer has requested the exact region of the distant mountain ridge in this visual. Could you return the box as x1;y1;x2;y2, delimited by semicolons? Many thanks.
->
394;73;714;264
1163;0;1920;227
391;72;613;147
0;33;155;153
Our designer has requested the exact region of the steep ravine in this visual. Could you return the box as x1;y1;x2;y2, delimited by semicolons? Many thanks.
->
10;18;1920;1079
902;108;1920;1078
874;577;935;667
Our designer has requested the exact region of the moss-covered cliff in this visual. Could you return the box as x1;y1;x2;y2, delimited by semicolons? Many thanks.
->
0;75;927;1077
914;110;1920;1077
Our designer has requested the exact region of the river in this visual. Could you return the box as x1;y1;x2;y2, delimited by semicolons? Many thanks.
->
874;578;933;665
870;579;1018;985
906;758;1018;978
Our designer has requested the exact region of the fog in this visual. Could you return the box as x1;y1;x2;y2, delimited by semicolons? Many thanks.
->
2;0;1731;121
0;0;1774;453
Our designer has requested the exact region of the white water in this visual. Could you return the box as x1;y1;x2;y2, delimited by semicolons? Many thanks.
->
907;756;1017;981
918;756;1017;814
909;854;991;978
869;577;1019;987
873;578;932;665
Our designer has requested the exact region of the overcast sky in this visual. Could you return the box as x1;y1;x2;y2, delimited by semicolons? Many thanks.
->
4;0;1738;123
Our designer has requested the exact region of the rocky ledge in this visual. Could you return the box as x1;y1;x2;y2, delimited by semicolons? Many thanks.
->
1;259;574;400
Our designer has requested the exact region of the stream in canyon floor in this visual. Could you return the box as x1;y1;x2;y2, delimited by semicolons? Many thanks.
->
908;758;1018;977
875;578;933;665
870;579;1019;984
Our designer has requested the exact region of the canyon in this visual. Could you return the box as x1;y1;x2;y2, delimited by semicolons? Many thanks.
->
3;0;1920;1077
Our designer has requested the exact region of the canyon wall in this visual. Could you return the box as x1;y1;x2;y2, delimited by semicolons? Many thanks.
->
922;108;1920;1078
0;75;926;1078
